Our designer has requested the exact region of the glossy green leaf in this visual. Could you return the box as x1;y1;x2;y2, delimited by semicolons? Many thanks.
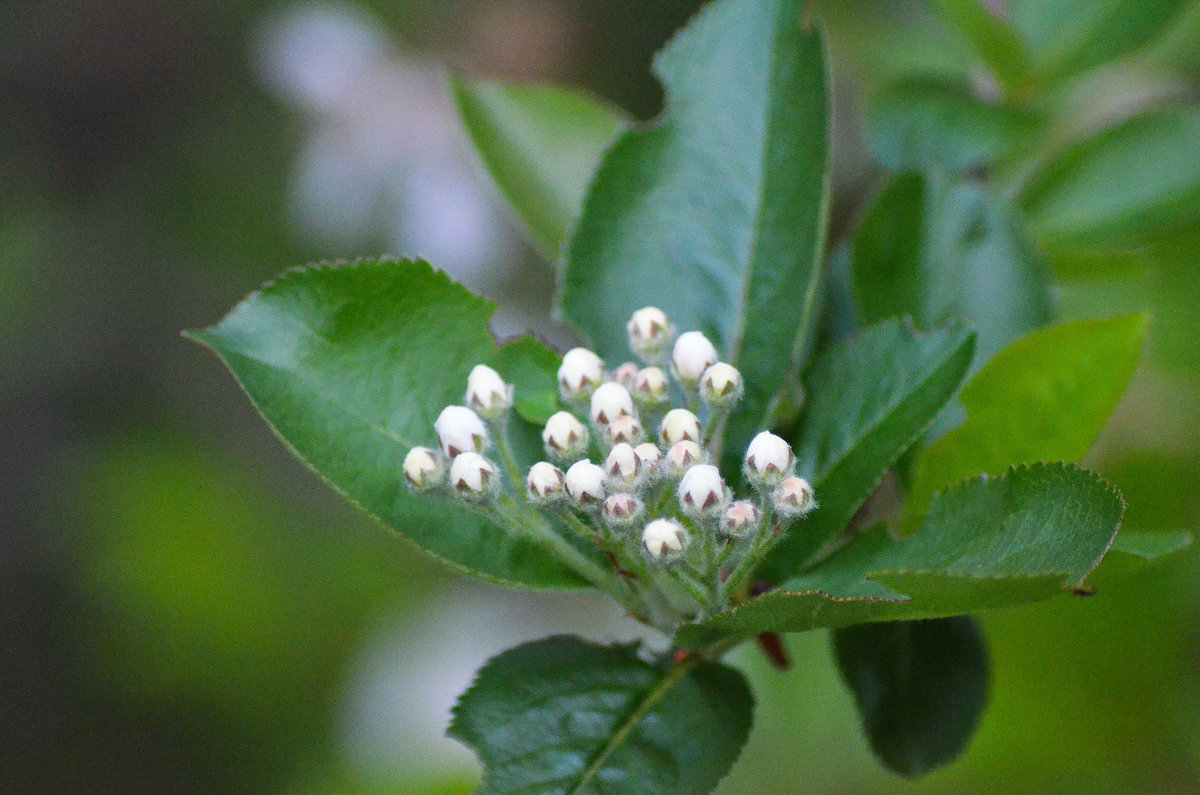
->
852;171;1052;369
676;463;1124;647
560;0;830;465
834;616;989;777
760;319;976;580
1021;104;1200;252
933;0;1030;92
905;315;1145;521
449;635;754;794
451;78;627;259
188;259;598;590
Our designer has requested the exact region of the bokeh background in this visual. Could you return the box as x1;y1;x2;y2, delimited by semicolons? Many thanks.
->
3;1;1199;791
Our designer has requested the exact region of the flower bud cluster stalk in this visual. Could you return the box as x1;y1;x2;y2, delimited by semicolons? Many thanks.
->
403;308;816;634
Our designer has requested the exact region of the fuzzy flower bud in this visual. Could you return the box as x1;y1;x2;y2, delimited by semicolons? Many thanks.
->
700;362;743;408
590;381;635;427
605;443;643;491
449;452;499;502
605;415;645;446
634;443;663;480
403;446;444;492
671;330;719;384
526;461;566;505
642;518;689;563
542;411;589;462
659;408;702;447
664;440;706;478
602;492;644;528
719;500;761;539
773;476;816;518
558;347;605;402
434;405;489;458
744;431;795;488
678;464;729;520
565;460;607;508
612;362;640;390
464;364;513;420
632;366;670;409
627;306;675;364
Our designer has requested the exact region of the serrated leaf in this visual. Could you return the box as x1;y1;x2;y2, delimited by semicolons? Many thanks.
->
759;319;975;580
560;0;830;465
904;315;1146;520
451;78;627;260
449;635;754;794
676;463;1123;647
188;259;599;590
834;616;989;777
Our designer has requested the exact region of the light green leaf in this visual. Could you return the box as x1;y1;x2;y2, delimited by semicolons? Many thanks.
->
1110;530;1193;560
560;0;830;465
905;315;1146;520
760;319;976;580
188;259;598;590
449;635;754;794
451;78;627;260
676;463;1124;647
933;0;1030;93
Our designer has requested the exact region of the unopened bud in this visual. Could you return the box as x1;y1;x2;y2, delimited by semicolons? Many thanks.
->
632;367;670;409
564;460;607;507
671;330;718;384
612;362;640;390
642;518;689;562
605;415;645;446
590;382;635;427
773;476;816;518
465;364;513;420
700;362;743;408
542;411;589;462
627;306;675;364
744;431;794;488
403;446;444;492
659;408;702;447
634;443;663;480
526;461;566;504
449;452;499;502
719;500;761;539
605;443;643;491
558;347;605;402
678;464;729;520
602;492;644;527
435;405;489;458
664;440;706;478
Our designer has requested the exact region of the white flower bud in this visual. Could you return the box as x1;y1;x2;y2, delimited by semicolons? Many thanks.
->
605;443;643;491
634;443;663;480
719;500;761;539
671;330;718;383
434;405;489;458
700;362;743;408
605;415;645;446
449;452;499;502
464;364;513;420
542;411;589;462
564;460;607;507
627;306;675;364
558;347;605;402
664;441;706;478
602;492;644;527
526;462;566;505
744;431;794;487
677;464;729;520
590;381;635;426
403;446;444;492
642;518;689;562
773;476;816;518
659;408;702;447
632;367;670;409
612;362;640;389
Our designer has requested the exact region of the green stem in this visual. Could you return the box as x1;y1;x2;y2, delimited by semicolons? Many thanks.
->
491;419;526;493
720;505;776;602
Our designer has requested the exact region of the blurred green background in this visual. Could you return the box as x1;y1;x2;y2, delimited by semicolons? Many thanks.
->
2;1;1198;791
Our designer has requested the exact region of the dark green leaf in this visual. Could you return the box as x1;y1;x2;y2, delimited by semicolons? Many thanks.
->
451;78;627;260
760;319;976;580
676;463;1124;647
188;259;598;590
933;0;1030;93
449;635;754;794
834;617;989;777
560;0;830;464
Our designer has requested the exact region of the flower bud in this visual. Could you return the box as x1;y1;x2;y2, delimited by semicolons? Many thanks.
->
664;440;706;478
671;330;718;384
449;452;499;502
542;411;589;462
700;362;743;408
434;405;489;458
464;364;513;420
634;443;663;480
602;492;644;528
719;500;761;539
659;408;702;447
642;518;689;563
558;347;605;402
526;461;566;505
605;443;643;491
678;464;729;520
632;367;669;409
590;382;635;427
605;415;645;446
612;362;640;389
564;460;607;507
744;431;794;488
403;446;444;492
627;306;675;364
773;476;816;518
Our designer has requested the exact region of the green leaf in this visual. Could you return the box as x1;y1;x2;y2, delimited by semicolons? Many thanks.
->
449;635;754;794
451;78;627;260
1110;530;1193;561
560;0;830;464
1020;104;1200;253
834;617;989;777
933;0;1030;93
759;319;976;580
187;259;597;590
852;171;1052;369
676;463;1124;647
